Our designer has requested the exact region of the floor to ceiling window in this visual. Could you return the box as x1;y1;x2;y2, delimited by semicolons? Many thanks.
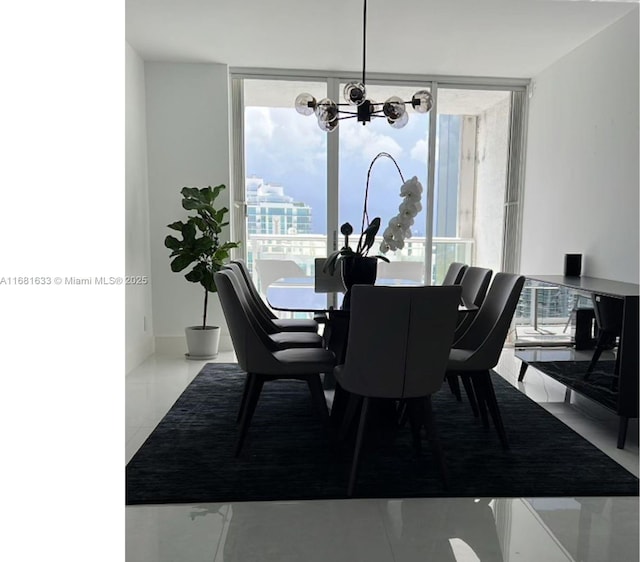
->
432;88;513;282
231;72;527;305
240;79;328;302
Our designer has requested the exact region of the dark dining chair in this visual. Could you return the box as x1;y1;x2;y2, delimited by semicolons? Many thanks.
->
453;266;493;341
333;284;462;496
230;259;319;333
215;269;336;456
224;263;323;349
584;293;624;386
442;262;468;285
445;272;526;449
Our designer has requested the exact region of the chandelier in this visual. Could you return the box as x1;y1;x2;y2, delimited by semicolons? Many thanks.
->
294;0;433;132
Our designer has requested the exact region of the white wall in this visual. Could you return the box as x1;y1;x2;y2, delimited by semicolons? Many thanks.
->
521;9;639;283
125;43;155;371
144;62;233;352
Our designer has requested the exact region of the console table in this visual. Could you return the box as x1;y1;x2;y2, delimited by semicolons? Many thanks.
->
518;275;638;449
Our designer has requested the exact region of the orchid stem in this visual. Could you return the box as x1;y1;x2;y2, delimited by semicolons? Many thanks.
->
361;152;406;235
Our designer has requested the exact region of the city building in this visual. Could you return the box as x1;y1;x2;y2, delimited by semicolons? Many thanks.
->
246;176;313;235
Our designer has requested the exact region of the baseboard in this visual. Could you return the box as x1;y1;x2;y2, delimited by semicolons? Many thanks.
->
126;336;156;374
155;334;233;356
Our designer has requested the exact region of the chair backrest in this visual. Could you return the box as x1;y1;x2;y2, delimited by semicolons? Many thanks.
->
314;257;345;293
214;269;280;373
442;262;468;285
255;259;307;294
459;266;493;307
377;261;425;284
229;260;278;325
340;284;462;399
453;273;526;369
592;294;624;335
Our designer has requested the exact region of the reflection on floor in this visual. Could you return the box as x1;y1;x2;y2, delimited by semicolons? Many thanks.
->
126;347;638;562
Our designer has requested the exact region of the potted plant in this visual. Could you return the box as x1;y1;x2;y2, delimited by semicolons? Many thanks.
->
324;218;388;285
164;185;240;359
323;152;424;307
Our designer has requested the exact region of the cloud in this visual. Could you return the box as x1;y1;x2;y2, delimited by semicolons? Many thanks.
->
245;108;275;142
271;110;326;174
410;138;429;162
246;108;327;175
341;122;403;162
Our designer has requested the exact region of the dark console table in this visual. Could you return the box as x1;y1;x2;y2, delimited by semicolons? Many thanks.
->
518;275;639;449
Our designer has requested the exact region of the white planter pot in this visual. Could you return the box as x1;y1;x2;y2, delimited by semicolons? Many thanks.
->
185;326;220;360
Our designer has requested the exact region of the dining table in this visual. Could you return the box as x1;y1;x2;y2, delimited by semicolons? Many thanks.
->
266;277;478;390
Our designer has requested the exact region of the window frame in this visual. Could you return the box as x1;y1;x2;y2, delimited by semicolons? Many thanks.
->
230;69;530;279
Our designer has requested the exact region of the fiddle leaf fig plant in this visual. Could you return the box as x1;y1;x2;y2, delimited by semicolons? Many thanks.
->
164;185;240;329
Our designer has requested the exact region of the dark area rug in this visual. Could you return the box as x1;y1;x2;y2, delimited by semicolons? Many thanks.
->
126;363;638;505
527;360;618;411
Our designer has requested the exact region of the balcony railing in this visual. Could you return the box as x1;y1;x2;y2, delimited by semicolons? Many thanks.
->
246;233;474;285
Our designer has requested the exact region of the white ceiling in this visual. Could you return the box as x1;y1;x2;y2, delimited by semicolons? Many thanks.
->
126;0;638;79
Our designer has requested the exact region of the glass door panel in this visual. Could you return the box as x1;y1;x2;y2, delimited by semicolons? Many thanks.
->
243;80;327;315
338;84;431;285
432;88;512;283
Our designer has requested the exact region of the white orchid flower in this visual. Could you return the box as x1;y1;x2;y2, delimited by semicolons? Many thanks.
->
377;168;425;254
399;199;422;216
399;176;423;197
398;215;415;228
382;226;395;241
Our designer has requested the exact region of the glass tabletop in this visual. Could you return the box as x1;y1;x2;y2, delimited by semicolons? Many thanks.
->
266;277;477;313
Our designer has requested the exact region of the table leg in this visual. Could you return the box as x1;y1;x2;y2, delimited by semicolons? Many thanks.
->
617;416;629;449
323;311;350;390
564;387;572;404
518;362;528;382
330;382;349;426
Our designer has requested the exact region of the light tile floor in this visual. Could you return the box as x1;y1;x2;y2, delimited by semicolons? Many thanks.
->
126;348;638;562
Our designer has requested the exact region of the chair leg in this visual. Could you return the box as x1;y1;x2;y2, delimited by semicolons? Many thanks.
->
617;416;629;449
460;374;479;418
397;399;408;428
307;374;330;425
338;393;362;442
234;374;264;457
423;395;448;488
406;398;423;453
470;375;490;428
479;370;509;449
236;375;251;423
447;373;462;401
348;396;370;497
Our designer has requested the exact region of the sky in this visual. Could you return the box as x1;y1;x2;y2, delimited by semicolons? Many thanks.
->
245;106;432;237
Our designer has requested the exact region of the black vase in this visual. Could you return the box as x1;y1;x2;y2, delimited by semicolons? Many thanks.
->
340;256;378;310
